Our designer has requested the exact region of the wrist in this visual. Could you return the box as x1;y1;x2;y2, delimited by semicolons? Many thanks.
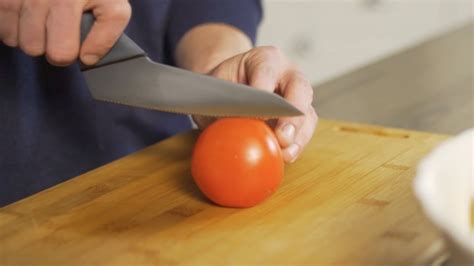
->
175;23;253;74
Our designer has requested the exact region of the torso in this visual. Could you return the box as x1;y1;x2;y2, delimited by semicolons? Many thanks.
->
0;0;192;206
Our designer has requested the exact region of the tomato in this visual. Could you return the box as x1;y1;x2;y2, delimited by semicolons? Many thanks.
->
191;118;284;208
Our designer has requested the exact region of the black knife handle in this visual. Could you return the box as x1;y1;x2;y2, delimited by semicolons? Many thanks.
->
80;12;145;71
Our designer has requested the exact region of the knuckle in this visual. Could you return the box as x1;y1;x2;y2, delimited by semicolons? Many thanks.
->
261;45;282;56
251;46;283;62
295;65;304;73
295;76;312;91
256;63;276;76
290;66;307;79
0;0;21;12
247;46;285;69
289;75;313;99
23;0;46;10
50;0;74;10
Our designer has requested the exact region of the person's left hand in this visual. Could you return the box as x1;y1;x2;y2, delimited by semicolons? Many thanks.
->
193;46;318;163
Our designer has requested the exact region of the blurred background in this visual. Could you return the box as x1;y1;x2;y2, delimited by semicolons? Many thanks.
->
257;0;473;134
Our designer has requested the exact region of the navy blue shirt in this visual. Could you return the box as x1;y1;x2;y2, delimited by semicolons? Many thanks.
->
0;0;262;206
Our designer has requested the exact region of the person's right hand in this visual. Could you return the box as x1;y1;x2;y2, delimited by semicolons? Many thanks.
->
0;0;131;66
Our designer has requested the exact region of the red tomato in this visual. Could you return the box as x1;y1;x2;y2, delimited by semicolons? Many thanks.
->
191;118;284;208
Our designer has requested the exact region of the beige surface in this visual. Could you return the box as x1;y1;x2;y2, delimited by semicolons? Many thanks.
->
0;119;449;265
259;0;474;85
314;23;474;135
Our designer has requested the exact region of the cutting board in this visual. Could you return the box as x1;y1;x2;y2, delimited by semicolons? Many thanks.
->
0;119;449;265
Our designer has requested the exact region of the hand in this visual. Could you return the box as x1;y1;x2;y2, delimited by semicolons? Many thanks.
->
0;0;131;66
193;46;318;163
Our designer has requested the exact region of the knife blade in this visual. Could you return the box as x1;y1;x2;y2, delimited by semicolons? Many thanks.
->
80;13;302;118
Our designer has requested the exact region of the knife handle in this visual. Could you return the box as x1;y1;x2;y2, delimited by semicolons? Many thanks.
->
80;12;145;71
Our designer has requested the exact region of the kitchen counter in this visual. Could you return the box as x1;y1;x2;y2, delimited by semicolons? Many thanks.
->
315;23;473;135
0;119;449;265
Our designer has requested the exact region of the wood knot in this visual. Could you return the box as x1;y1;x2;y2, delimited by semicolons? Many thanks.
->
336;126;410;139
382;230;419;242
358;198;390;207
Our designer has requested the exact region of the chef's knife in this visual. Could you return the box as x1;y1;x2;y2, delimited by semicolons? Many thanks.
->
80;13;302;117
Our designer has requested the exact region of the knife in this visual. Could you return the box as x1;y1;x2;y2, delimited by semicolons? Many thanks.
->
79;13;302;118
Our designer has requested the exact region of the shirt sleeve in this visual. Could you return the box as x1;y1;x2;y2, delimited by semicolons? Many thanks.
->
166;0;263;63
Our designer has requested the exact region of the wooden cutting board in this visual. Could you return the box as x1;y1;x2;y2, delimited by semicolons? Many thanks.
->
0;119;450;265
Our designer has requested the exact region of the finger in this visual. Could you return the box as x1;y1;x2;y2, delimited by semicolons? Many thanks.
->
0;0;22;47
246;46;285;93
80;0;131;65
275;71;314;148
45;0;84;66
19;0;48;56
283;106;318;163
209;55;243;83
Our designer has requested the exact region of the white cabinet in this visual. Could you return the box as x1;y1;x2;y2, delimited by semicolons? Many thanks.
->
257;0;474;85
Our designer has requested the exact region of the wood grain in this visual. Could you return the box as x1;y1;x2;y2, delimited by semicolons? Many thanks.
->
0;120;448;265
314;23;474;135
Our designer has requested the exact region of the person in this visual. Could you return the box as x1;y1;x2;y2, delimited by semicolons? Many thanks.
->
0;0;317;206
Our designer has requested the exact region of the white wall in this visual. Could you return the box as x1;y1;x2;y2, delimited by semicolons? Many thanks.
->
257;0;474;85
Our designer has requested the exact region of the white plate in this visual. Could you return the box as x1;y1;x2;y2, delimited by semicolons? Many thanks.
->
414;128;474;265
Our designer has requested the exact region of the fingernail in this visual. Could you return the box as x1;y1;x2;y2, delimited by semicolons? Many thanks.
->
82;54;100;65
286;143;300;163
280;123;296;142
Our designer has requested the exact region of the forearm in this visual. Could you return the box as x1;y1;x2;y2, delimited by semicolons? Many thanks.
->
174;23;253;74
